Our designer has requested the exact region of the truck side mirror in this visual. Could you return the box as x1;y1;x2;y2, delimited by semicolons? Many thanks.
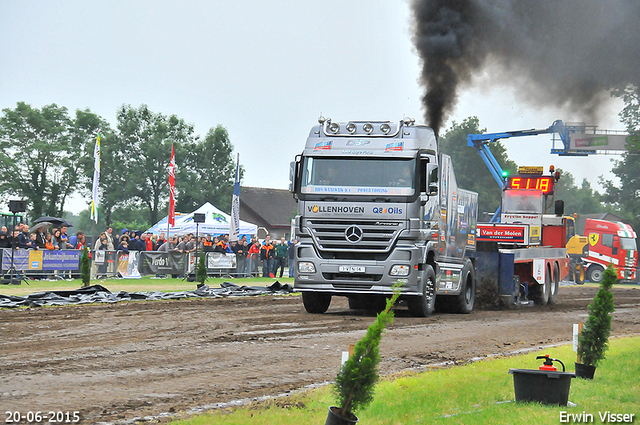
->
289;160;299;193
289;161;295;192
612;236;619;255
427;163;438;196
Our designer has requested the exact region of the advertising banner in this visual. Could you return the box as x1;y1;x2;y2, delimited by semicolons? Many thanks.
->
1;249;81;271
117;251;141;279
138;251;186;275
206;252;236;270
500;213;542;245
477;224;528;244
569;133;640;152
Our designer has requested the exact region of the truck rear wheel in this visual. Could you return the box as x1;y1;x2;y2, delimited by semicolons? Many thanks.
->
451;260;475;314
548;263;560;304
302;292;331;314
408;264;436;317
587;264;604;283
532;266;551;306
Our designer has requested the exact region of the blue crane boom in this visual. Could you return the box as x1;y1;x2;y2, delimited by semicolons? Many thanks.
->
466;120;570;189
466;120;572;222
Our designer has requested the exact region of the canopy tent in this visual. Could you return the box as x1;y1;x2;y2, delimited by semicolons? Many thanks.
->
146;202;258;236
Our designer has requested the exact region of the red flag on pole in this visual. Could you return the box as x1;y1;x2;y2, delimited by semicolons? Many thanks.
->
168;143;176;226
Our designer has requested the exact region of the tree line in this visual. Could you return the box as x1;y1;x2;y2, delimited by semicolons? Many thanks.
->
0;102;236;231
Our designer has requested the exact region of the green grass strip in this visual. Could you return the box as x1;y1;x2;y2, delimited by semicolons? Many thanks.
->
169;336;639;425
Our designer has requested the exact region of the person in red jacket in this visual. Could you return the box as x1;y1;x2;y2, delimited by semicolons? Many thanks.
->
75;232;86;250
248;239;260;277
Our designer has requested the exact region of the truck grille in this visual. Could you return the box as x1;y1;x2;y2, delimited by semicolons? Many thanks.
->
304;219;404;253
323;273;382;282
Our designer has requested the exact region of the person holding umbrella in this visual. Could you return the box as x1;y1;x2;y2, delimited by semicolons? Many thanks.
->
0;230;10;249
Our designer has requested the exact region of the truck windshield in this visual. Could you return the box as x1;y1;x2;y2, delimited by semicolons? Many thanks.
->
301;157;415;196
502;189;543;213
620;237;637;251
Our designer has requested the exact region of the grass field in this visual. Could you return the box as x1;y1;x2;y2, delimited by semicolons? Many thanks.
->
168;336;639;425
0;276;295;297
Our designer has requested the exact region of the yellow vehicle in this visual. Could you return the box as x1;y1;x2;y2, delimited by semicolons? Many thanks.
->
564;215;587;284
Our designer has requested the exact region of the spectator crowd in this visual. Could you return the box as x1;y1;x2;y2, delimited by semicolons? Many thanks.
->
0;222;297;278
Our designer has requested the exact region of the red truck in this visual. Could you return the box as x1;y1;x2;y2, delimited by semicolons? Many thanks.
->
476;175;571;306
582;218;637;283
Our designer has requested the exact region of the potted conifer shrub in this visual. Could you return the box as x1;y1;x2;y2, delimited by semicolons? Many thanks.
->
326;288;401;425
196;253;208;285
576;264;616;379
80;245;91;287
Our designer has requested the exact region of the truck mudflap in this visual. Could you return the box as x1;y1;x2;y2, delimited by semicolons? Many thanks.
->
474;250;534;306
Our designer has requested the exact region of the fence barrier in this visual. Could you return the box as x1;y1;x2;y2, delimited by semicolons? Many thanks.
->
0;249;287;280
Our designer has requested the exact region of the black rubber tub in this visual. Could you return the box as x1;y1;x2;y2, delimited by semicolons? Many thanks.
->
509;369;575;406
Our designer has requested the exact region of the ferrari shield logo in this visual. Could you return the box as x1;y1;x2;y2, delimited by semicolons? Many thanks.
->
589;233;599;246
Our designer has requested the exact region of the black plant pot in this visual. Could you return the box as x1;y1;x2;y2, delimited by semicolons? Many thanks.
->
575;362;596;379
325;406;358;425
509;369;575;406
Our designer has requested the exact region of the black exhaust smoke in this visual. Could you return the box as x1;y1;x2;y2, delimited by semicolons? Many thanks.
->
411;0;640;135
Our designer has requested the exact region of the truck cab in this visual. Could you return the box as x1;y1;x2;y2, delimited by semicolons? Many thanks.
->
583;218;637;282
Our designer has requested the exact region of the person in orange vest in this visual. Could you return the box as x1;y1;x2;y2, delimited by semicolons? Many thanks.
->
260;241;275;277
202;234;215;252
215;235;229;253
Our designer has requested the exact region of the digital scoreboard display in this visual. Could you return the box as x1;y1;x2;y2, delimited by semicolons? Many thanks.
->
507;175;554;194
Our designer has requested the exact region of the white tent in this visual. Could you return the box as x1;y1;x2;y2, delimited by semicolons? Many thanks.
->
146;202;258;236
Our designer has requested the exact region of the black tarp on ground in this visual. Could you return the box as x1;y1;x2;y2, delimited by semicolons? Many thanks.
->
0;281;294;308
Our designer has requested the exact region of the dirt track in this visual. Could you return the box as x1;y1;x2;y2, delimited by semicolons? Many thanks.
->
1;284;639;424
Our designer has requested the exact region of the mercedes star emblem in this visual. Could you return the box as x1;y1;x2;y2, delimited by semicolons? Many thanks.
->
345;225;363;243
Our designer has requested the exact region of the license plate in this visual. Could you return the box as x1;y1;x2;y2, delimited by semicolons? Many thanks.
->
339;266;365;273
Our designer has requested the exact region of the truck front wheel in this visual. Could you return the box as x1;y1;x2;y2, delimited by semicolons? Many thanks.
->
587;264;604;283
408;264;436;317
302;292;332;314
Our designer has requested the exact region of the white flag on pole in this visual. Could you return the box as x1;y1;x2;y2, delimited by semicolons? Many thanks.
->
90;131;101;223
229;154;240;242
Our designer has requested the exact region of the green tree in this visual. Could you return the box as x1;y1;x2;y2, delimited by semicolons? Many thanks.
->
115;104;197;225
613;84;640;132
439;117;518;217
80;244;91;287
177;125;237;213
578;264;615;367
553;169;607;216
334;288;401;420
196;253;208;284
0;102;91;220
603;85;640;231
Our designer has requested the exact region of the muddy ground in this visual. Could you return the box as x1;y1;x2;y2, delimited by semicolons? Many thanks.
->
1;284;639;424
